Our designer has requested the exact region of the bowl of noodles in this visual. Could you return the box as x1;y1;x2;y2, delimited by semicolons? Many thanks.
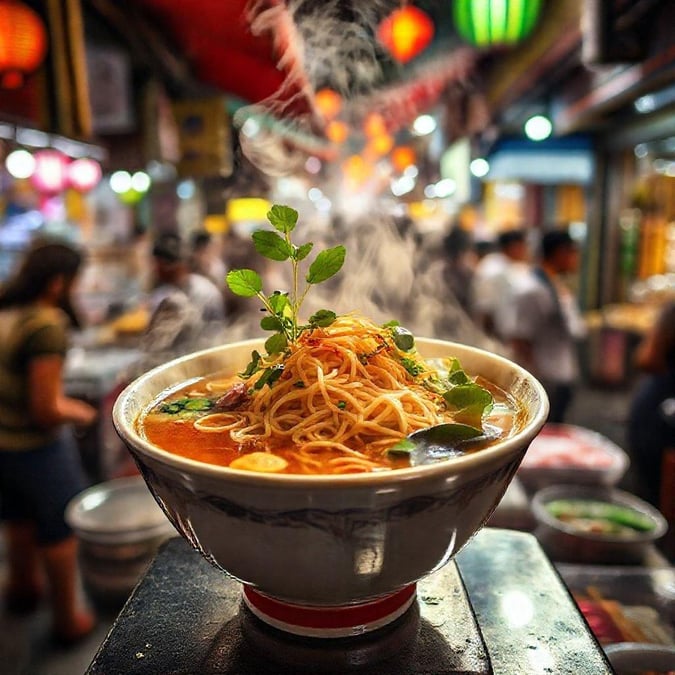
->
113;313;548;634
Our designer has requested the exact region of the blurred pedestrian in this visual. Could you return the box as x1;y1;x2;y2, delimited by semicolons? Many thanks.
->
473;239;495;262
442;223;477;313
470;228;530;338
627;302;675;509
505;229;586;423
0;239;97;643
189;229;227;289
142;232;225;364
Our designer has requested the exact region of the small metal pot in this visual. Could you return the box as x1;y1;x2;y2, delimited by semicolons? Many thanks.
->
66;476;176;604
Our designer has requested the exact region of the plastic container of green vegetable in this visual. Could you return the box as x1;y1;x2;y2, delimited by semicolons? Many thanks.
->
531;484;668;564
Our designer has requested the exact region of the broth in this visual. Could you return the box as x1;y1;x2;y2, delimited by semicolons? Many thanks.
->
137;368;523;475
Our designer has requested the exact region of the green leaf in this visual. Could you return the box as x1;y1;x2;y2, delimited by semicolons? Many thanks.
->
267;205;298;234
252;230;292;261
306;245;346;284
448;370;470;385
260;316;284;331
268;291;289;315
382;320;400;328
387;438;416;455
443;384;494;428
265;332;288;354
309;309;337;327
391;326;415;352
294;242;313;261
413;423;483;445
240;351;263;378
254;364;285;390
226;269;262;297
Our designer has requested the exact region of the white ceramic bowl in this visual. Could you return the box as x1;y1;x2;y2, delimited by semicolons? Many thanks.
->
113;338;548;606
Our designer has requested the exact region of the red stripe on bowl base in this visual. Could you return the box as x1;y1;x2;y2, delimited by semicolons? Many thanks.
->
242;584;418;638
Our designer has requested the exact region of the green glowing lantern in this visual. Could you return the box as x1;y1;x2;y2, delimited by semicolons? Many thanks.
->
453;0;543;47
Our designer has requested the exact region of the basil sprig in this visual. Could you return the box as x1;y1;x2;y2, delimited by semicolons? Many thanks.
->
226;205;345;387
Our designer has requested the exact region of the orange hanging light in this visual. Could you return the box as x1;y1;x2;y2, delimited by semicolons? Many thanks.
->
377;5;434;64
365;133;394;158
363;112;387;138
391;146;416;172
342;155;373;188
0;0;48;89
314;88;342;120
326;120;349;144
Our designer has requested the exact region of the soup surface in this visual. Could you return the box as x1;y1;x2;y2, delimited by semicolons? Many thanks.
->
138;319;523;475
139;373;520;474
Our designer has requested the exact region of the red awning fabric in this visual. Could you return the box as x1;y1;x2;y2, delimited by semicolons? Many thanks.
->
136;0;307;108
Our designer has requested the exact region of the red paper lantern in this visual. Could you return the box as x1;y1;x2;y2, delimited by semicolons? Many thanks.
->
378;5;434;64
0;1;48;89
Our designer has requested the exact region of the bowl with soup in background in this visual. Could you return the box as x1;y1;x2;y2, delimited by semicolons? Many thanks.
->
531;484;667;565
113;337;548;631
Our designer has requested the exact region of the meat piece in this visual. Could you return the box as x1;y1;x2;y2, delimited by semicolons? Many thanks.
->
214;383;249;411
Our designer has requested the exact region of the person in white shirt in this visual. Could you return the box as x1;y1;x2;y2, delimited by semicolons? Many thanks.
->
141;233;225;364
505;229;586;423
470;229;530;338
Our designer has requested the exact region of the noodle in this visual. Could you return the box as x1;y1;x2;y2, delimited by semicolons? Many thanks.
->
221;315;460;472
140;314;518;475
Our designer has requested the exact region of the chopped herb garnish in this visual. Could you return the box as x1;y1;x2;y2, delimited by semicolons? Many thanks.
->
160;397;214;415
294;380;305;388
401;357;425;377
337;400;347;409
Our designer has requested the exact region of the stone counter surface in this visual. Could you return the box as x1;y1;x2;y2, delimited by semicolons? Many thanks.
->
87;529;613;674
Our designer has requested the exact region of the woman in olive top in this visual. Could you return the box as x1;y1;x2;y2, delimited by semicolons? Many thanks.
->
0;239;97;643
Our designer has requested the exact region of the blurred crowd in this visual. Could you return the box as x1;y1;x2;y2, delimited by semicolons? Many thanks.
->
0;209;672;649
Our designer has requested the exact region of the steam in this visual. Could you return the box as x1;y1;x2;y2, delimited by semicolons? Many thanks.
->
221;1;497;352
221;212;498;352
234;0;395;178
248;0;393;100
